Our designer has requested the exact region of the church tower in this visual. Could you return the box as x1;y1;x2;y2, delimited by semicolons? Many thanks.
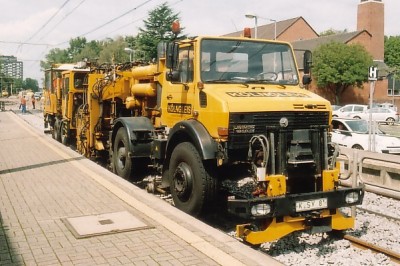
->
357;0;384;61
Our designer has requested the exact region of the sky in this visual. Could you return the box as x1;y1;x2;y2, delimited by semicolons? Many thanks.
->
0;0;399;86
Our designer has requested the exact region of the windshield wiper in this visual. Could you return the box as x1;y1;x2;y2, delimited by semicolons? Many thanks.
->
254;79;287;88
204;79;249;87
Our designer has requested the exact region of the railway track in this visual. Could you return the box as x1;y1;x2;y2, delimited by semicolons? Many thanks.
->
344;234;400;264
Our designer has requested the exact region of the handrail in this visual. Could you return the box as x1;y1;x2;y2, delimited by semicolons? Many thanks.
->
338;147;400;199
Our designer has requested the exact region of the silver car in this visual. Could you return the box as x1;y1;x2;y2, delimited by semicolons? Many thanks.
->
332;104;368;118
352;107;399;125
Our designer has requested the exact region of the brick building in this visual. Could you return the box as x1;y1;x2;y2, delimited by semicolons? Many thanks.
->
225;0;397;108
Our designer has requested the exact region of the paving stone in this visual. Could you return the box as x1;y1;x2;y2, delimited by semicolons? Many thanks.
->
0;108;280;266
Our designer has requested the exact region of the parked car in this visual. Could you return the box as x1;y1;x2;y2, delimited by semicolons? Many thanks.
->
377;102;397;111
331;105;342;111
331;118;400;154
34;92;42;100
352;107;399;125
332;104;368;118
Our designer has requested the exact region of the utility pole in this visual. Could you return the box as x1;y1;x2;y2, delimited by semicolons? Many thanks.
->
368;66;378;151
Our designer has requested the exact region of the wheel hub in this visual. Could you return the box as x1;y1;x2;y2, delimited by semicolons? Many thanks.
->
173;162;193;200
116;147;126;169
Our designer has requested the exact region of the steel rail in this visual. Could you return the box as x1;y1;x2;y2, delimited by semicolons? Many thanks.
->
344;234;400;264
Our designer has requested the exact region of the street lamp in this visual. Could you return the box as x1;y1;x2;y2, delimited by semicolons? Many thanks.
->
245;14;277;40
245;14;258;39
124;47;134;62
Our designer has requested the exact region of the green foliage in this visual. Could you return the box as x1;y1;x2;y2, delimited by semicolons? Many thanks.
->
40;48;70;70
71;40;102;62
98;37;130;64
384;36;400;71
40;2;183;70
67;37;87;59
136;2;184;60
319;28;348;37
23;78;39;92
313;42;373;104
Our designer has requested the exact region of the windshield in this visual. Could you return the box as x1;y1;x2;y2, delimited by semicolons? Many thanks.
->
345;119;382;134
200;39;298;85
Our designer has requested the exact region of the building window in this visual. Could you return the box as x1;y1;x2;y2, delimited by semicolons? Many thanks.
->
388;75;400;96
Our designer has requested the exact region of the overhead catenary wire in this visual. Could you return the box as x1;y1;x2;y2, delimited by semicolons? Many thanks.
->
22;0;71;45
37;0;87;41
55;0;156;46
93;0;184;40
2;0;182;82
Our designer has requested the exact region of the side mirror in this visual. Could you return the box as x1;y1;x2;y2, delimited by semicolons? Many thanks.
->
166;70;180;82
303;50;312;75
302;75;312;85
341;131;352;136
166;42;179;69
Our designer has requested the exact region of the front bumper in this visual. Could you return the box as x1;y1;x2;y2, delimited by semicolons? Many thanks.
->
227;186;364;219
381;147;400;155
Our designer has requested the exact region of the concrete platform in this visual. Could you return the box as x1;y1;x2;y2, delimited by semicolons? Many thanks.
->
0;110;282;265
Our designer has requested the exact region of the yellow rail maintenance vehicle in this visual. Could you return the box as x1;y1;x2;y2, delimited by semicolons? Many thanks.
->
43;63;90;143
44;24;364;245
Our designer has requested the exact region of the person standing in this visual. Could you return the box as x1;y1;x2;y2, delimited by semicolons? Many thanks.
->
20;96;27;114
31;95;36;109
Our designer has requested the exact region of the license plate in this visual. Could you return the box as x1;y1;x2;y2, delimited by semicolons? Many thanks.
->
295;198;328;212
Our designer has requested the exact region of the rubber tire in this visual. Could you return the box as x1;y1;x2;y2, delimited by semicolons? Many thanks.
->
386;117;395;125
61;121;69;145
169;142;217;217
53;118;62;142
352;144;364;150
113;127;133;180
354;116;361;119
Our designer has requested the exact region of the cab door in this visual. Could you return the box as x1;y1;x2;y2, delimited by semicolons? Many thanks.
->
161;45;195;127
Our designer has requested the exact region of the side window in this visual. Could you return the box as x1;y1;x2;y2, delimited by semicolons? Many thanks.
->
74;73;84;88
343;106;352;112
177;47;194;83
354;106;364;112
63;77;69;97
333;121;345;131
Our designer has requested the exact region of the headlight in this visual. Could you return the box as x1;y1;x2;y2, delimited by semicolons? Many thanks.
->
345;192;359;204
251;204;271;216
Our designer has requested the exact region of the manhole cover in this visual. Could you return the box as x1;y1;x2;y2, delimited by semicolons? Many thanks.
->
62;211;152;238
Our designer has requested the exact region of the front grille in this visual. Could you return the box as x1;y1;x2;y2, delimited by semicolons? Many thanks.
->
228;111;329;149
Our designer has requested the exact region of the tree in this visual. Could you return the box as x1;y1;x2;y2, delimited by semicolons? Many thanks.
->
40;48;70;70
319;28;348;37
72;40;102;63
136;2;184;61
313;42;373;104
98;37;130;64
23;78;39;92
384;36;400;69
67;37;87;60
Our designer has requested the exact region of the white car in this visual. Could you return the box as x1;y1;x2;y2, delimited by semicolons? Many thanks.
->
331;118;400;155
34;91;43;100
352;107;399;125
332;104;368;118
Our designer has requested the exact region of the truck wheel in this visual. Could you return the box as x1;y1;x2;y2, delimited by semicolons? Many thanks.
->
53;118;62;142
113;127;133;180
169;142;217;217
61;121;69;145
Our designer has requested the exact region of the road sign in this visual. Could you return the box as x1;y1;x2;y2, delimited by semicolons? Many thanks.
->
368;66;378;81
